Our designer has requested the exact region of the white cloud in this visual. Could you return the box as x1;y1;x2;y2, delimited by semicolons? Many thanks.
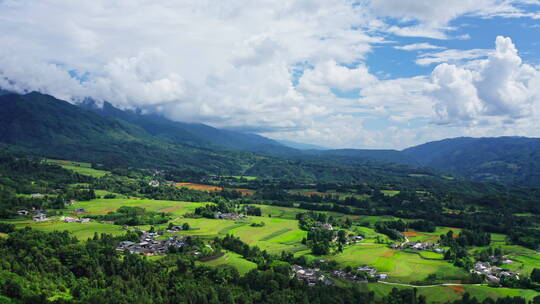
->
394;43;444;51
430;36;540;124
416;49;491;66
298;60;377;96
369;0;540;38
0;1;540;150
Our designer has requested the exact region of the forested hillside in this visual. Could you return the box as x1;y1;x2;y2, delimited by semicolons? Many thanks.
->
404;137;540;186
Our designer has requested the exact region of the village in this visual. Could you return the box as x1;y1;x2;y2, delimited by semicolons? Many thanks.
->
391;240;445;254
291;263;388;286
116;230;185;256
472;260;519;283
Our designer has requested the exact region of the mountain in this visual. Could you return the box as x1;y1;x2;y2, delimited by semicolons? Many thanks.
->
82;100;290;153
277;139;328;150
81;100;419;166
403;137;540;186
0;92;433;183
0;92;255;173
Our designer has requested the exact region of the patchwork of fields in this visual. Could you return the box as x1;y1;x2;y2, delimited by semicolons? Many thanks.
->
4;194;540;302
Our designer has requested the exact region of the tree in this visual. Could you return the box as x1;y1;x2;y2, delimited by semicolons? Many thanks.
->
531;268;540;283
182;223;190;231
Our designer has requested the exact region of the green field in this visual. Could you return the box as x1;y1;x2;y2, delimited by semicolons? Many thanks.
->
328;244;468;283
172;216;308;254
47;159;110;178
255;204;304;220
66;198;205;217
199;251;257;274
5;197;539;297
4;219;124;239
364;283;540;302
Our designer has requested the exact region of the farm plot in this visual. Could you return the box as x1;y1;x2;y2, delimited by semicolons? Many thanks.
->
364;283;540;303
255;204;304;220
66;198;205;217
228;217;307;254
4;219;124;239
172;183;254;196
199;251;257;275
328;244;468;283
46;159;110;178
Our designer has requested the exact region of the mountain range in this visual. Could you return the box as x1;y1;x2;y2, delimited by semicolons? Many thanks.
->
1;91;539;186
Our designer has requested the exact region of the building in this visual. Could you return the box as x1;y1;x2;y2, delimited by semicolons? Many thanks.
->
32;213;48;222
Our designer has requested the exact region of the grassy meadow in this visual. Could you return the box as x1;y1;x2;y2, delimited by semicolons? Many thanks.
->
46;159;110;178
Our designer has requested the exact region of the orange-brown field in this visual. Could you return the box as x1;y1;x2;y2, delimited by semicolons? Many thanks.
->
381;249;396;258
403;229;425;237
447;285;465;293
172;183;254;196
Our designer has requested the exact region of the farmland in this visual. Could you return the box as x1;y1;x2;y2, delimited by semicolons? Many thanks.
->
3;193;540;302
172;182;255;196
46;159;111;178
198;251;257;275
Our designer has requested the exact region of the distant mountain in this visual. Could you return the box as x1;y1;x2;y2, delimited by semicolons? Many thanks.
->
277;139;328;150
82;100;289;153
304;149;419;166
403;137;540;186
81;100;419;166
0;92;434;183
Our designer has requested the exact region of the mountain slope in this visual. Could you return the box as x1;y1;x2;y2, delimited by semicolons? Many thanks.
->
0;92;254;172
403;137;540;185
83;100;289;153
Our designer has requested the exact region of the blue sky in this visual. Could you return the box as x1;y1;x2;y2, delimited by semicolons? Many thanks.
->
0;1;539;149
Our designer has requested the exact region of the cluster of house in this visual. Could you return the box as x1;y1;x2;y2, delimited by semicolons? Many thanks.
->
32;212;48;222
166;225;185;233
332;269;367;283
61;216;91;223
148;180;160;187
350;235;364;243
357;265;388;280
291;265;333;286
116;231;185;256
214;212;246;220
310;222;334;231
391;241;445;254
472;261;519;283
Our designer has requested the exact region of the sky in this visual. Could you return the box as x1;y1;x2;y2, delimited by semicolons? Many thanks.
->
0;0;539;149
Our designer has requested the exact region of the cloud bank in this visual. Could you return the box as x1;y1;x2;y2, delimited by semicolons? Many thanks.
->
0;0;539;149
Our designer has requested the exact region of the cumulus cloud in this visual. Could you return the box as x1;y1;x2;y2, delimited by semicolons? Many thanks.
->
430;36;540;124
298;61;377;96
0;1;540;149
368;0;539;38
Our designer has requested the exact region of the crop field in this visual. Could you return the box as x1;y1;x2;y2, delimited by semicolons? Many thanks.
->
199;251;257;274
328;244;469;283
255;204;304;219
172;183;255;196
496;246;540;275
66;198;205;217
46;159;110;178
363;283;540;302
4;219;124;239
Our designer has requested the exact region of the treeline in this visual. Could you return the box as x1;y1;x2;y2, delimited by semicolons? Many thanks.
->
88;206;170;226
